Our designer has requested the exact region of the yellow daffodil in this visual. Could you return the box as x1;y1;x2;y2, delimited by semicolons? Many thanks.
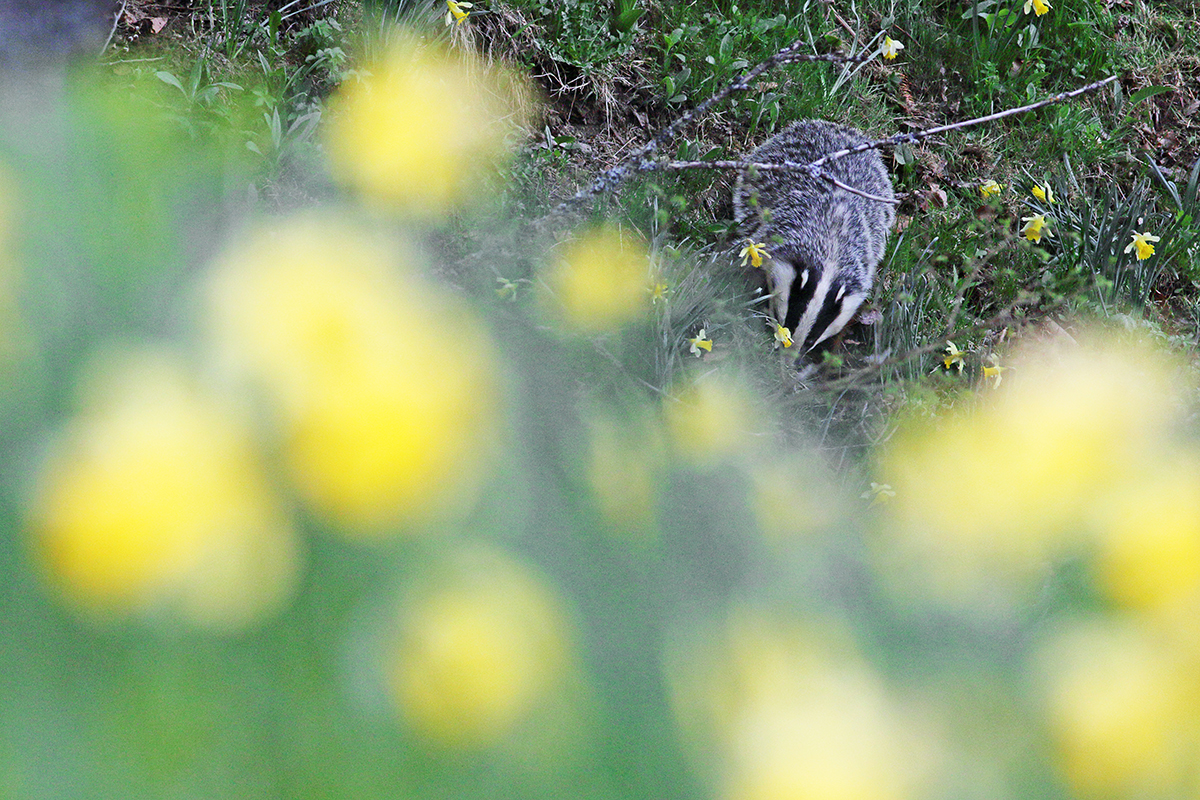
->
1021;213;1053;243
444;0;473;25
861;482;896;507
1032;181;1055;204
1023;0;1051;15
938;340;965;373
1040;620;1200;798
688;329;713;357
1125;231;1161;261
739;240;769;268
649;281;669;304
982;353;1006;388
979;179;1002;198
774;323;793;349
881;35;905;61
1091;452;1200;613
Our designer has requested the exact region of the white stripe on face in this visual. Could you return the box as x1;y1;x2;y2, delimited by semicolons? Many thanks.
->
809;291;863;350
794;265;837;351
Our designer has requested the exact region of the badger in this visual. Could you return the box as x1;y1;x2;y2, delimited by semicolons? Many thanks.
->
733;119;895;357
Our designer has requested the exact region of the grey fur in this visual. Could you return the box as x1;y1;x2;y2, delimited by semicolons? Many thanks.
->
733;119;894;355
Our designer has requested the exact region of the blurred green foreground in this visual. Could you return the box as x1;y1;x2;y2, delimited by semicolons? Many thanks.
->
2;29;1200;800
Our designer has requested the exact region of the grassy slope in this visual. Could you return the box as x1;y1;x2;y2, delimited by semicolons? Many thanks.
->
106;0;1200;450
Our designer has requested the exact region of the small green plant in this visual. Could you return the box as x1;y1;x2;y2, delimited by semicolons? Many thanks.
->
1149;155;1200;278
207;0;257;60
611;0;643;35
1042;173;1171;310
156;57;244;107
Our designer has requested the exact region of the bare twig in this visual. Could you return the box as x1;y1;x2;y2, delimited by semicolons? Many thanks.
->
99;0;128;57
573;74;1118;215
660;159;902;204
540;42;871;220
654;75;1118;207
807;74;1120;172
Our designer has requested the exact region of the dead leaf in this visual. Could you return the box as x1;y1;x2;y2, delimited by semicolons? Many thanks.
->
151;17;168;33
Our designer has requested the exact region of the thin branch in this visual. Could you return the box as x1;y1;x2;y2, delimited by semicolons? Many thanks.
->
280;0;340;20
659;159;901;204
590;75;1117;213
807;74;1120;171
540;43;870;220
824;174;899;204
99;0;128;57
657;75;1117;208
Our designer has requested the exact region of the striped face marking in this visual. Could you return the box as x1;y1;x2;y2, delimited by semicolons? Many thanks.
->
778;261;863;354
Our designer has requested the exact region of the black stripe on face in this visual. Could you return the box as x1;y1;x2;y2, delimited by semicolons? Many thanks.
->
783;264;817;334
802;283;846;352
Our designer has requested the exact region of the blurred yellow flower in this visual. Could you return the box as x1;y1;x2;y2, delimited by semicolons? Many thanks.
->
689;328;714;357
29;348;300;629
881;35;905;61
1040;620;1200;798
444;0;472;25
1125;231;1160;261
978;179;1002;198
324;34;529;216
666;376;760;465
1091;452;1200;613
386;546;572;747
1020;213;1052;243
668;609;934;800
773;323;793;349
739;240;768;268
542;226;651;332
878;333;1185;601
752;456;840;540
587;410;666;535
1031;181;1054;204
205;214;502;533
650;281;670;304
1023;0;1051;15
